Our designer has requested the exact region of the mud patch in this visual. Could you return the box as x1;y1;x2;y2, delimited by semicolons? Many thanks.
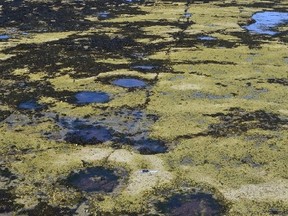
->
155;192;226;216
72;91;110;104
66;167;121;193
244;11;288;35
205;108;288;137
112;78;147;88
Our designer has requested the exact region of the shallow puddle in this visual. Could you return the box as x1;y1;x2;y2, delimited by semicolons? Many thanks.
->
66;167;120;193
133;138;167;154
72;91;110;104
244;11;288;35
18;100;43;110
197;36;217;41
98;11;111;20
0;35;10;40
155;192;225;216
112;78;147;88
65;124;112;145
131;65;158;72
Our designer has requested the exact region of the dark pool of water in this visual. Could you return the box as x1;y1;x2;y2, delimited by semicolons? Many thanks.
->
18;100;43;110
112;78;147;88
155;192;225;216
0;35;10;40
73;91;110;104
124;0;142;3
66;167;119;193
98;11;110;20
65;124;112;145
244;11;288;35
134;139;168;154
131;65;158;72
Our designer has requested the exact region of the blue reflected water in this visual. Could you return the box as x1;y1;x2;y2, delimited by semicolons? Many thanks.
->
0;35;10;40
197;36;216;41
112;78;147;88
245;11;288;35
74;91;110;104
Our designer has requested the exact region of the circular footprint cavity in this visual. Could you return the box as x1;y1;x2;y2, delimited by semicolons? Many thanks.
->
73;91;110;104
112;78;147;88
155;192;226;216
65;124;112;145
18;99;43;111
66;167;121;193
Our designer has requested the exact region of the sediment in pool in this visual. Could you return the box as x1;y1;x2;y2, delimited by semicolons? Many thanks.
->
64;124;112;145
66;167;122;193
155;192;226;216
72;91;110;104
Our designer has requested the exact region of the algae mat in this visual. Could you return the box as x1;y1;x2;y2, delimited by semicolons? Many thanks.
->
0;0;288;215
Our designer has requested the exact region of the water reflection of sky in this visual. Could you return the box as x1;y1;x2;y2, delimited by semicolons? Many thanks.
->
245;11;288;35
